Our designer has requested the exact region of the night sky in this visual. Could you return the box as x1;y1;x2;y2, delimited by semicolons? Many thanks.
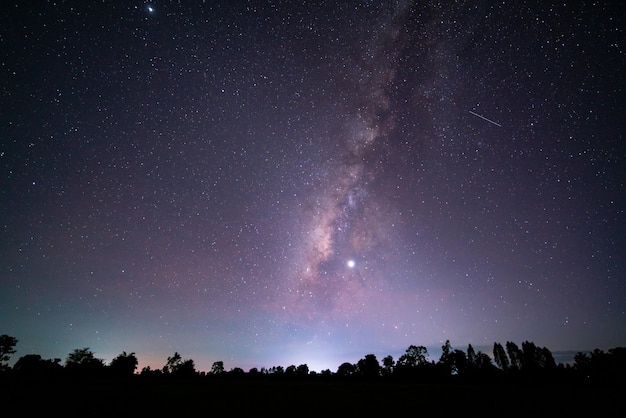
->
1;1;625;373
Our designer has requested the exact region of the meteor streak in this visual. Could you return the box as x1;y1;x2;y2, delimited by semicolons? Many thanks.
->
469;110;502;127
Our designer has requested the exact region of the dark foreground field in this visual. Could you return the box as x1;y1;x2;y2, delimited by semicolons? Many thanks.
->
3;377;622;417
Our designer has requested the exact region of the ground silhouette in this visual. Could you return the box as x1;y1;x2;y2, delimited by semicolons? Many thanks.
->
1;335;623;417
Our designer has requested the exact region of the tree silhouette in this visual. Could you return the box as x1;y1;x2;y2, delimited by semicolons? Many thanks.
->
573;347;626;384
0;334;18;371
229;367;244;376
382;355;395;376
139;365;163;377
109;351;138;377
395;345;430;379
66;347;100;366
336;362;356;377
320;368;332;377
541;347;557;369
356;354;380;378
493;342;509;371
285;365;297;376
163;352;182;374
267;365;284;375
574;351;591;371
163;352;196;377
474;351;495;372
13;354;62;377
467;344;477;367
65;347;105;377
520;341;556;371
296;364;309;377
449;349;468;376
437;340;454;375
506;341;523;370
3;331;624;390
210;361;225;375
397;345;429;368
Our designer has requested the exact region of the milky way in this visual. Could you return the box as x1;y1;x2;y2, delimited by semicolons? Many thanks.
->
278;3;408;322
1;1;624;373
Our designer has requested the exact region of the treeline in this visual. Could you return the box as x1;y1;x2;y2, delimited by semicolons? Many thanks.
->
1;334;624;385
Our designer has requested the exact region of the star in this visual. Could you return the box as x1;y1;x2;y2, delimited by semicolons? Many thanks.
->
1;0;623;375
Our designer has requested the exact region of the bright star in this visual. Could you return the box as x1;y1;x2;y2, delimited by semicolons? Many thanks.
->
147;5;154;13
347;260;355;268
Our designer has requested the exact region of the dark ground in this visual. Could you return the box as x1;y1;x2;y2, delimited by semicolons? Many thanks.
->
3;377;622;417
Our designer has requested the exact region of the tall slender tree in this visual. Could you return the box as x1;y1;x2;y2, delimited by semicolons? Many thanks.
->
506;341;523;370
467;344;477;366
438;340;454;375
493;342;510;371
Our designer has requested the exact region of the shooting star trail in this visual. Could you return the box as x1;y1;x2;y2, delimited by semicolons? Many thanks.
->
469;110;502;127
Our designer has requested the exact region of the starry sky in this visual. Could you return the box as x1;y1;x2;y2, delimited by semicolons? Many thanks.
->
1;1;624;373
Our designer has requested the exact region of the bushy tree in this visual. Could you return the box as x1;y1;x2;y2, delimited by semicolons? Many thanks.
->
140;366;162;377
267;365;284;375
229;367;244;376
284;365;297;376
395;345;431;378
397;345;429;368
210;360;225;375
382;355;395;376
65;348;105;376
573;351;591;371
357;354;380;378
573;347;626;383
336;362;356;377
163;352;182;374
296;364;309;377
66;347;101;366
109;351;138;377
13;354;62;377
163;352;196;377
